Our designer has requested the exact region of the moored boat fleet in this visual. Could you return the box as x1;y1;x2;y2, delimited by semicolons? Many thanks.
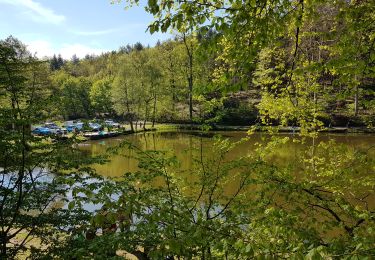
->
32;119;123;140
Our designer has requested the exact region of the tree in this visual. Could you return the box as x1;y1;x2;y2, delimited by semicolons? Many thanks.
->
50;54;59;71
157;40;186;121
133;42;144;52
71;54;80;65
50;54;65;71
143;48;162;127
0;36;97;259
90;78;114;116
85;1;375;258
181;32;196;122
128;48;154;129
57;54;64;69
112;54;138;131
329;0;375;118
52;73;92;119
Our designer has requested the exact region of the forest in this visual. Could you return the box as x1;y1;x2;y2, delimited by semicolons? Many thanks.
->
14;0;375;129
0;0;374;259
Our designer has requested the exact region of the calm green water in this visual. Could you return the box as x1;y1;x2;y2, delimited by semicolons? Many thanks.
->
78;130;375;178
77;131;375;236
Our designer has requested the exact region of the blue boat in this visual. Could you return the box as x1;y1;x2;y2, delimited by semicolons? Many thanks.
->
89;122;103;131
32;127;52;135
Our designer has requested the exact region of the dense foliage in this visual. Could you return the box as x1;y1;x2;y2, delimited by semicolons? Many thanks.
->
32;0;373;128
0;37;102;259
1;0;374;259
39;135;375;259
28;1;373;127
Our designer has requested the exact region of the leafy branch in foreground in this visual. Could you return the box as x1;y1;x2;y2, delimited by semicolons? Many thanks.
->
49;133;374;259
0;36;103;259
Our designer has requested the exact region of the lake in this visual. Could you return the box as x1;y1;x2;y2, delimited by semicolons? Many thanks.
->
78;130;375;178
77;130;375;235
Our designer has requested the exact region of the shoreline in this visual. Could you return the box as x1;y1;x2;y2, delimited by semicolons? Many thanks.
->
154;123;375;134
64;124;375;142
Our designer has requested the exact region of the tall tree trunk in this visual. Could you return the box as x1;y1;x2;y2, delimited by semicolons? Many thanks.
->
188;75;193;121
143;101;148;130
129;120;134;132
354;84;359;116
171;78;176;112
183;33;194;122
124;86;134;132
152;92;157;128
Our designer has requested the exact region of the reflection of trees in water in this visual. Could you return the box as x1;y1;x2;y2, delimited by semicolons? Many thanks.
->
77;146;92;157
81;131;375;179
64;132;375;259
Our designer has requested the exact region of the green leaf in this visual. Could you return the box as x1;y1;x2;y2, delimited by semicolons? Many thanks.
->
68;201;75;210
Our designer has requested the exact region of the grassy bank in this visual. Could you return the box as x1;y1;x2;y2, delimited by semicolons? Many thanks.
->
153;123;375;134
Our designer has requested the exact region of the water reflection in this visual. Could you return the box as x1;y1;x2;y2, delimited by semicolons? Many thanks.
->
78;131;375;178
77;131;375;239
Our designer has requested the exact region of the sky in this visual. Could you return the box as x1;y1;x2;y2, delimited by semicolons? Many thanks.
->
0;0;171;59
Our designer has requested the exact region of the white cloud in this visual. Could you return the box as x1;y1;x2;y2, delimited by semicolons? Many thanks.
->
69;28;120;36
59;43;108;59
0;0;65;24
26;40;108;59
26;40;55;58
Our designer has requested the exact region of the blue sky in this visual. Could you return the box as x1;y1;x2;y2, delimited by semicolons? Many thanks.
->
0;0;171;58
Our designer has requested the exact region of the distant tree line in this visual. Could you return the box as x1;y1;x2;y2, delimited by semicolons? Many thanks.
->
44;9;374;128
